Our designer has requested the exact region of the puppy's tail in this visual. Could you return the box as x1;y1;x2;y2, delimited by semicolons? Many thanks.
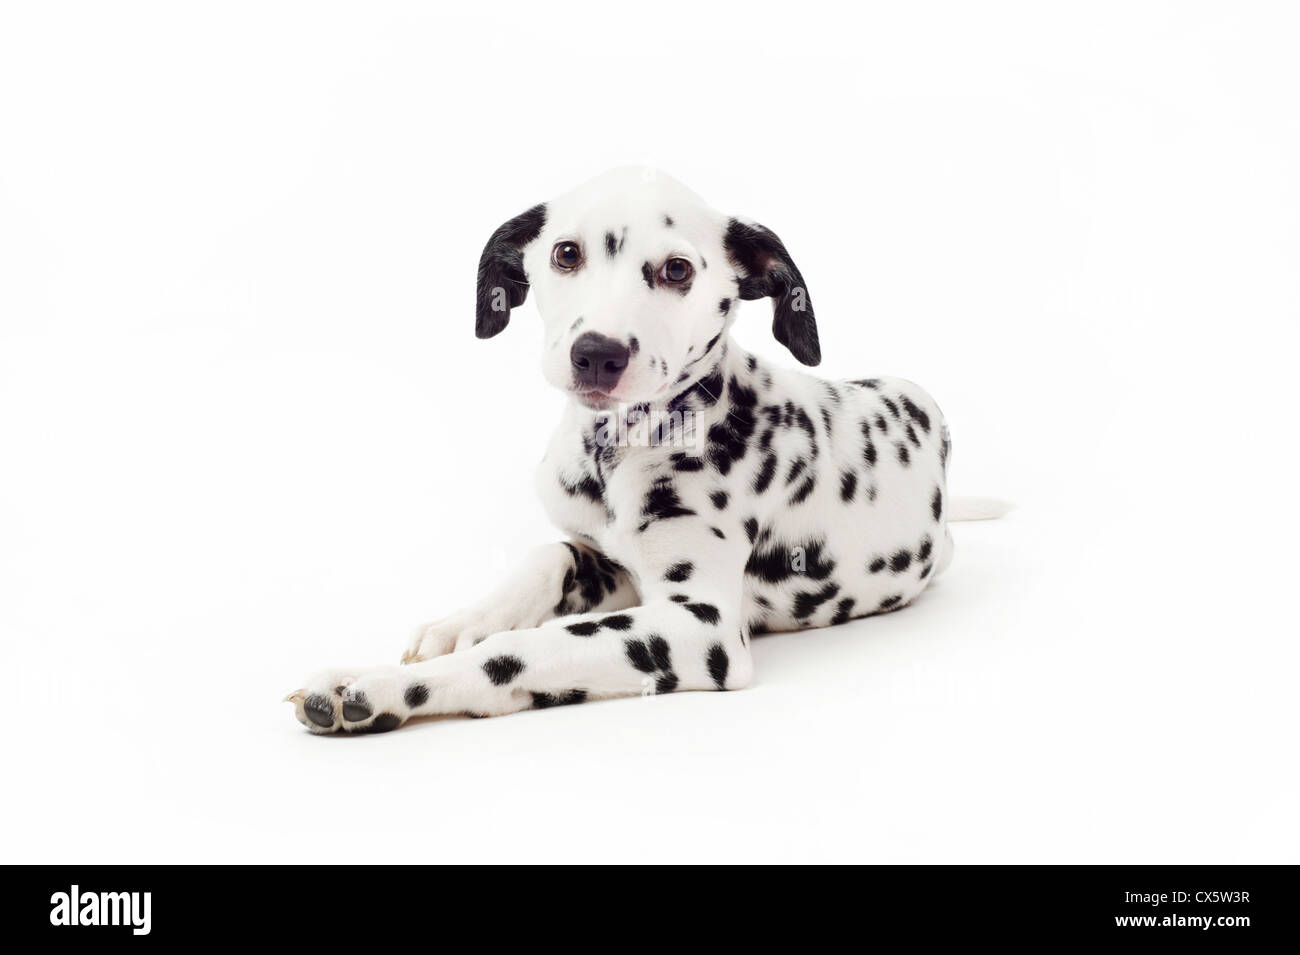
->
947;496;1014;522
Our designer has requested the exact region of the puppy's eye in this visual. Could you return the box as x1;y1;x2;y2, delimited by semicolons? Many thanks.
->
552;242;583;271
660;257;693;284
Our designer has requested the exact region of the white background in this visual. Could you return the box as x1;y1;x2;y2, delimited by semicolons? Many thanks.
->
2;1;1296;863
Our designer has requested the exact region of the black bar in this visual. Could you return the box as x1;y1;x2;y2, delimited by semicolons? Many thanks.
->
10;866;1292;943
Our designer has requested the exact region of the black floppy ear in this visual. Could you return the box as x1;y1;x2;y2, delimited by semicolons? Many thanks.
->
475;203;547;339
723;218;821;365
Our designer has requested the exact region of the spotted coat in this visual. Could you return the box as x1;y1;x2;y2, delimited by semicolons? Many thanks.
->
287;169;956;734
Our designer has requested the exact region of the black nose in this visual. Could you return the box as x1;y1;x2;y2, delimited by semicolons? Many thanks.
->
570;332;630;390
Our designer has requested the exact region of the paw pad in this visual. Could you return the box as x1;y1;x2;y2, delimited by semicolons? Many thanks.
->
303;693;336;728
368;713;401;733
342;692;372;723
288;675;408;735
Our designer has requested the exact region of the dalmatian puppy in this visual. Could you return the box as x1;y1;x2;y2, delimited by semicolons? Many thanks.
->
286;167;974;734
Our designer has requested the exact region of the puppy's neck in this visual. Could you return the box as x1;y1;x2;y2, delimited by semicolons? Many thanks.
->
559;338;757;467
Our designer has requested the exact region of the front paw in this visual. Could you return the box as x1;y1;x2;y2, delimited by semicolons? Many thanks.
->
284;668;418;735
403;619;457;664
403;613;503;663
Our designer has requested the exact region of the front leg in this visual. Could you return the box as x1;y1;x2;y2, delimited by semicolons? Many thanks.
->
288;529;753;733
403;541;637;662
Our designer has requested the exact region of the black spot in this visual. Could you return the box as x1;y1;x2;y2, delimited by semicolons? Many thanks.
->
706;644;729;690
931;486;943;521
605;231;618;257
900;395;931;432
663;214;674;227
852;378;881;389
786;457;807;486
665;561;693;582
648;635;672;671
878;594;903;611
532;689;588;709
831;597;857;625
881;395;900;418
403;683;429;708
710;526;726;539
719;297;731;314
840;469;858;502
710;490;729;510
704;376;758;475
641;262;654;289
863;436;878;467
684;363;725;406
683;602;721;625
869;557;887;573
906;423;921;447
483;655;525;686
565;620;601;636
560;472;605;506
794;407;817;450
303;694;335;728
896;442;910;466
669;593;690;603
792;581;841;620
641;476;696;528
556;544;624;615
627;335;640;356
752;452;778;494
743;516;759;542
672;453;706;472
626;635;678;694
602;613;633;631
626;639;655;673
890;550;912;573
917;537;933;562
788;475;816;505
746;537;836;583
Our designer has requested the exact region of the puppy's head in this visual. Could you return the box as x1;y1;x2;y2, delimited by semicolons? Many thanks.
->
476;168;819;410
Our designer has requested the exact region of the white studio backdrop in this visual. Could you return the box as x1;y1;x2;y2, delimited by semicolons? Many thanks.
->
0;2;1296;862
